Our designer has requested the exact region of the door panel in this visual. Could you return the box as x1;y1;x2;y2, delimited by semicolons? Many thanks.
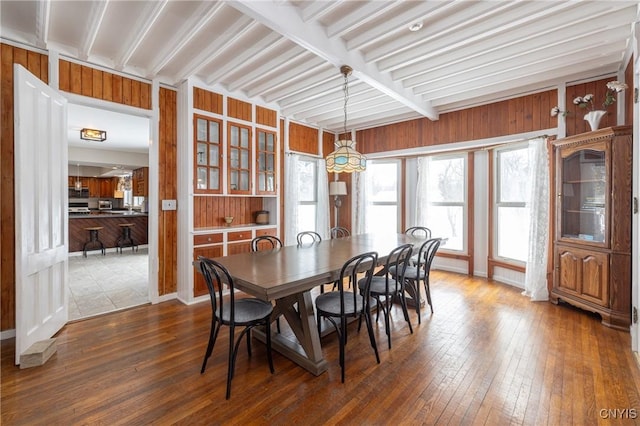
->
14;65;68;364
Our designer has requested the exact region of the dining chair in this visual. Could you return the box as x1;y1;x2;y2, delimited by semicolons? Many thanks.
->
390;238;441;324
330;226;350;239
357;243;414;349
197;256;274;399
296;231;322;246
315;251;380;383
404;226;432;239
251;235;283;252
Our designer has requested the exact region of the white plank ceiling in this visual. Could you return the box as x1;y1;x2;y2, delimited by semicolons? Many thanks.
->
1;0;638;133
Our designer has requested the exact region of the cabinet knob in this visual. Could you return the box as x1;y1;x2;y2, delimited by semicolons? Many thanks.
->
207;237;212;242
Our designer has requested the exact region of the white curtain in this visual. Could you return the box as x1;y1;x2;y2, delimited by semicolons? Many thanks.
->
284;153;300;246
523;137;550;301
415;156;430;228
316;159;331;240
353;169;370;234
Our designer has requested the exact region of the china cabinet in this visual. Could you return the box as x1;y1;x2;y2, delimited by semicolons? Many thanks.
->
194;114;222;194
227;121;252;194
551;126;632;330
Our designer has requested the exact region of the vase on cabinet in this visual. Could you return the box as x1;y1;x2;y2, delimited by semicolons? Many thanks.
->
584;110;606;131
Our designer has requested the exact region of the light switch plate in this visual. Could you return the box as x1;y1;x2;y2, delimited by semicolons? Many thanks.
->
162;199;176;210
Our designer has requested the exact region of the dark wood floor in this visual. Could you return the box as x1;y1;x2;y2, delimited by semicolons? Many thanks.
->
2;271;640;425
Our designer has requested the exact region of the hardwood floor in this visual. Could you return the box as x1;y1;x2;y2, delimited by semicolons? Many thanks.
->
2;271;639;425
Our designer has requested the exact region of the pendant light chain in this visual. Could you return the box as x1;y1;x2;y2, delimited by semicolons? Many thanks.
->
343;69;349;137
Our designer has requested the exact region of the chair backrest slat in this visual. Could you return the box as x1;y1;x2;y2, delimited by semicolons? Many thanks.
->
330;226;350;239
297;231;322;246
251;235;283;252
336;251;378;315
198;256;235;323
405;226;432;239
416;238;442;274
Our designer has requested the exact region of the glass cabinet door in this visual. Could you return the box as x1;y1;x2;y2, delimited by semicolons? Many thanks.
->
194;115;222;193
256;129;277;194
558;145;608;245
228;122;252;193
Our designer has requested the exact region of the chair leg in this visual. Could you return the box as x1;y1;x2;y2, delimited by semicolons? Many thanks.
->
246;328;252;356
383;295;392;349
423;277;433;313
226;325;236;400
363;310;380;364
398;292;414;334
201;319;220;374
339;318;346;383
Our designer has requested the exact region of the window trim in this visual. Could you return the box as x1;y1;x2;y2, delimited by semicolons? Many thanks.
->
425;152;468;254
490;143;530;272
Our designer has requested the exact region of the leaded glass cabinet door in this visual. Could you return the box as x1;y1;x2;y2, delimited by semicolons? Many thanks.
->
557;140;610;248
256;128;277;194
194;114;222;194
228;122;252;194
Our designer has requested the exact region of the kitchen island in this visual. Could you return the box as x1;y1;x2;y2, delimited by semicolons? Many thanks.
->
69;211;148;253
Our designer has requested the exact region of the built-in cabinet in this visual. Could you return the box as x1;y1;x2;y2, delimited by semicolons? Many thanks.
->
132;167;148;197
551;126;632;330
189;86;280;300
68;176;118;198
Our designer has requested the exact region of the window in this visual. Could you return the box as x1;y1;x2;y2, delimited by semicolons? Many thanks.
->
495;146;530;262
423;154;466;251
297;158;318;234
365;160;400;233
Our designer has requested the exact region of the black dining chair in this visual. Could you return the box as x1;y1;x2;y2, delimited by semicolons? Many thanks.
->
296;231;322;246
315;251;380;383
390;238;441;324
404;226;432;239
330;226;350;239
251;235;283;252
197;256;274;399
357;243;414;349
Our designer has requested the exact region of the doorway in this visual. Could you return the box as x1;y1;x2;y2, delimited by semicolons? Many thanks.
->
67;102;152;320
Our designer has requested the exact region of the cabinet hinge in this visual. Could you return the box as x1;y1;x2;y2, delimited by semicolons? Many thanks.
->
634;197;639;214
635;88;639;104
634;307;638;324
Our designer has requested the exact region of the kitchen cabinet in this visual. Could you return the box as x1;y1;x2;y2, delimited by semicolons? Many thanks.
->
88;178;101;198
132;167;148;197
551;126;632;330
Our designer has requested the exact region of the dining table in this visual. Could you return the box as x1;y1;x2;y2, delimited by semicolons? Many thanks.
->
198;232;427;376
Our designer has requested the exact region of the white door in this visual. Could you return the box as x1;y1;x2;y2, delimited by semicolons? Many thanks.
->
14;64;68;364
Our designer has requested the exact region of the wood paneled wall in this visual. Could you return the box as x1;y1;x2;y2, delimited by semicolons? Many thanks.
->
256;106;277;128
625;58;634;127
227;97;252;122
158;87;178;295
564;77;617;136
289;122;320;155
357;90;557;154
58;60;151;109
193;87;223;114
193;197;264;228
1;44;49;331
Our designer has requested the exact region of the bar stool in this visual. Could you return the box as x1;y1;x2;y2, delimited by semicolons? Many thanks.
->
83;226;105;257
116;223;138;253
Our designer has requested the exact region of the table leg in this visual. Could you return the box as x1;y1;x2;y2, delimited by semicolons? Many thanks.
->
253;290;329;376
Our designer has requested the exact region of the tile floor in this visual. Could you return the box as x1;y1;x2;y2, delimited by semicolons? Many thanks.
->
68;247;149;321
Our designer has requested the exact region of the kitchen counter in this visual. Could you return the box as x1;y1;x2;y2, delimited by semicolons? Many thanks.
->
69;211;148;218
69;213;148;253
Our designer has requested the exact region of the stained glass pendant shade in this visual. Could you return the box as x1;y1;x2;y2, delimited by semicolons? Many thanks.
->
326;65;366;173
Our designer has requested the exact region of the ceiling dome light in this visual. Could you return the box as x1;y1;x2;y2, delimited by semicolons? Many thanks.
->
409;21;423;32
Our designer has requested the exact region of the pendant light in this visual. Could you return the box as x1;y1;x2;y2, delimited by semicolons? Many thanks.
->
325;65;366;173
74;163;82;190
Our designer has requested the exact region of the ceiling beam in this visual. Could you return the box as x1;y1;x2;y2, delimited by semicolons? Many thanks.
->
229;0;438;120
79;0;109;61
35;0;51;49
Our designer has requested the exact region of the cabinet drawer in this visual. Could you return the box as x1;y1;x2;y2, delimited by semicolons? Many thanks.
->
255;228;278;237
228;231;252;241
194;233;223;246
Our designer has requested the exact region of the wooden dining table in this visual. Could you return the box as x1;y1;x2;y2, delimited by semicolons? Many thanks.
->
202;232;426;376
